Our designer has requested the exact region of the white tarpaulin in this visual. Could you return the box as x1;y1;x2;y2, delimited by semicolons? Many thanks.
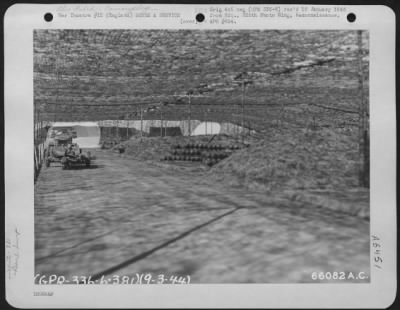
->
47;122;101;148
192;122;221;136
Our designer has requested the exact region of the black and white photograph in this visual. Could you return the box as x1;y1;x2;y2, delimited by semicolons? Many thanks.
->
4;3;397;308
33;29;370;284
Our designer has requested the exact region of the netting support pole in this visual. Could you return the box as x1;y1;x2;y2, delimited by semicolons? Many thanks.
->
205;110;207;136
188;94;192;136
160;105;163;138
357;30;368;187
40;118;43;143
140;104;143;139
36;108;39;145
126;117;129;139
34;107;36;145
241;81;245;143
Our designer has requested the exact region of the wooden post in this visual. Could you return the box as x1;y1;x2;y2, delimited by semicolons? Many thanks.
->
205;110;207;136
357;30;367;187
364;129;370;187
126;118;129;139
140;104;143;138
160;105;163;138
241;81;245;143
116;119;119;140
181;109;185;136
39;118;42;164
38;111;42;164
33;108;36;146
69;101;72;123
35;108;39;145
39;117;42;144
188;94;192;136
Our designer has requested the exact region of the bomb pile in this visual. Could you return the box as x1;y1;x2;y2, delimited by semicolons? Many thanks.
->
112;134;247;162
162;143;243;166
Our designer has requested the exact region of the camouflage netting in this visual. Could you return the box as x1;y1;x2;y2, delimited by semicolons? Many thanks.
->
210;127;359;190
207;126;369;218
34;30;368;129
34;30;370;216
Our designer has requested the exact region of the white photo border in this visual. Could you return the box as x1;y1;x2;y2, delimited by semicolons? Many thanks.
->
4;4;396;308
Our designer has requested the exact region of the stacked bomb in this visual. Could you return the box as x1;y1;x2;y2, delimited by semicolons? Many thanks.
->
162;143;242;166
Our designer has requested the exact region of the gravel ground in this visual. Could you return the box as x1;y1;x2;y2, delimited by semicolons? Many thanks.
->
35;150;369;283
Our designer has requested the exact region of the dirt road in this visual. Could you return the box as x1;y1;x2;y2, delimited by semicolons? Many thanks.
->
35;150;369;283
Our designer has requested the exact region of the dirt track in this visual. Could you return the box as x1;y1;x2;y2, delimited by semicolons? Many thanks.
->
35;150;370;283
